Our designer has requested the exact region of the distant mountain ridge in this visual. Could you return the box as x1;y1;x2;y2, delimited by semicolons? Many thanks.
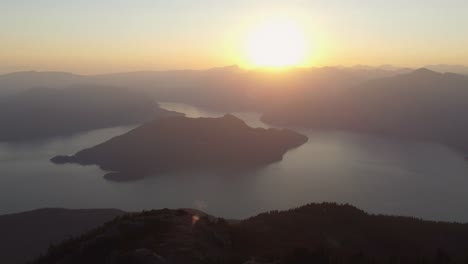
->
3;66;468;149
0;66;412;111
0;71;86;96
0;85;181;142
425;64;468;75
262;68;468;150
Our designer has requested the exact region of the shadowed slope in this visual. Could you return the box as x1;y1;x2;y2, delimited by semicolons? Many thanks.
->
30;203;468;264
52;115;308;181
0;86;181;141
0;208;124;264
262;69;468;150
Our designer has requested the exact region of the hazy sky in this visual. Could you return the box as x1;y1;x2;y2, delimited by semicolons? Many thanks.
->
1;0;468;74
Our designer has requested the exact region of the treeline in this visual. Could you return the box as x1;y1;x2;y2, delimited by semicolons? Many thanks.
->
32;203;468;264
231;203;468;263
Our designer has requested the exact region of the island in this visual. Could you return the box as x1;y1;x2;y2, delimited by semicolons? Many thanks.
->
51;114;308;181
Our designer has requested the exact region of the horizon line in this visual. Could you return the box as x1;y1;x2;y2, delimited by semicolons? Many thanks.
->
3;64;468;77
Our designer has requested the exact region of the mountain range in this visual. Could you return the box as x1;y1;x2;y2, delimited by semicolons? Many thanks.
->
262;68;468;150
0;86;180;141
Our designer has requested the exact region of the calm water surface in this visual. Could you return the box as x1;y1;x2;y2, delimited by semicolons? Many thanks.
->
1;102;468;222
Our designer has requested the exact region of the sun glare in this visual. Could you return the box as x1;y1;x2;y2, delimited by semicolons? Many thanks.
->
246;20;308;68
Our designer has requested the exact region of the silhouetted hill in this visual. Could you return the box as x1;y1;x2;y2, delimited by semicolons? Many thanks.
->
0;71;86;97
0;208;124;264
235;203;468;263
51;115;308;181
425;64;468;75
30;203;468;264
32;208;232;264
262;68;468;150
0;86;181;141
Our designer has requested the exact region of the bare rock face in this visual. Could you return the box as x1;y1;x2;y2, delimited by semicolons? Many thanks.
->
52;114;308;181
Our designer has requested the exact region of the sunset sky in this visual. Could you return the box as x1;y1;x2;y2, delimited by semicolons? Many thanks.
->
1;0;467;74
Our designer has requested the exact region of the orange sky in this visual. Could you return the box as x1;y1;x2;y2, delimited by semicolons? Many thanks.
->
1;1;468;74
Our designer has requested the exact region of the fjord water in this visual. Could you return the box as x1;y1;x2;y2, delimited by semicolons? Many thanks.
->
1;102;468;222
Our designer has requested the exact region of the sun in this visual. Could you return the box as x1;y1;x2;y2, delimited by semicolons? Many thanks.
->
246;20;307;68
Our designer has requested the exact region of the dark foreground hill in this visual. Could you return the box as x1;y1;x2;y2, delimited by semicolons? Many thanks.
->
30;203;468;264
51;115;308;181
0;86;180;142
0;208;124;264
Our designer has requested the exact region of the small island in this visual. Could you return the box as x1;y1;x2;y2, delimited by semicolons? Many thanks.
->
51;114;308;181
